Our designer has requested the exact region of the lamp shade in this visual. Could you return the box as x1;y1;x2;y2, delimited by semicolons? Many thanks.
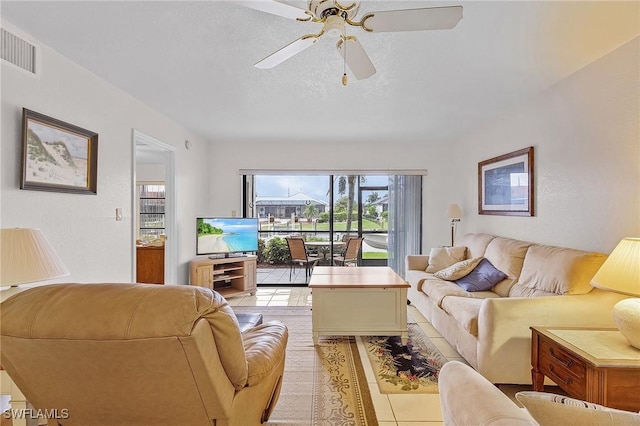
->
590;237;640;296
446;204;463;220
1;228;69;286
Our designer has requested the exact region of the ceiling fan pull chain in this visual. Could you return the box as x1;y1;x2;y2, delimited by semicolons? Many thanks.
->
342;31;348;86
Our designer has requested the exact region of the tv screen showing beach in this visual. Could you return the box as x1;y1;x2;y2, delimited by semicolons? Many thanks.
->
197;218;259;255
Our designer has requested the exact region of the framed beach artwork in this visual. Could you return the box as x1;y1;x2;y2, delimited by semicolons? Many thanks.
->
478;146;534;216
21;108;98;194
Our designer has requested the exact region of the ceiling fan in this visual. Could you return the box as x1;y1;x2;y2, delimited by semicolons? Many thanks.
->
242;0;463;85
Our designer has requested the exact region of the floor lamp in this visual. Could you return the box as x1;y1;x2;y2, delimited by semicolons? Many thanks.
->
446;204;463;247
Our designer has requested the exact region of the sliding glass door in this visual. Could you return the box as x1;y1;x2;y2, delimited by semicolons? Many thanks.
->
243;172;421;284
358;184;389;266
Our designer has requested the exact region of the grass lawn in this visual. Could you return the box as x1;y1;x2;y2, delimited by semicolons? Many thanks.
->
362;252;388;260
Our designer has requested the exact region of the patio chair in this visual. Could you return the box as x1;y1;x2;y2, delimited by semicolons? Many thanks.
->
333;237;362;266
285;237;320;282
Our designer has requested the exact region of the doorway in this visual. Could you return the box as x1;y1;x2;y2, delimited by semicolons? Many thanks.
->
132;130;177;284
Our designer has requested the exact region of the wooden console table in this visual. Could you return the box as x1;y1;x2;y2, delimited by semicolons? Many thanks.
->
189;255;257;298
531;326;640;411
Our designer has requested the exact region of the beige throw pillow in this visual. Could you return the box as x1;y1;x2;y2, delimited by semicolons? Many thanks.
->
425;246;467;273
433;257;483;281
515;392;640;426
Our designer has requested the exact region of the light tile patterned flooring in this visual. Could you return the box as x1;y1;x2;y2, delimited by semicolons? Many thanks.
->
257;265;313;285
227;286;468;426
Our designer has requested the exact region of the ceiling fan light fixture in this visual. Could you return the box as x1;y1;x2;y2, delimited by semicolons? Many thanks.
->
309;0;360;21
325;15;345;37
247;1;463;82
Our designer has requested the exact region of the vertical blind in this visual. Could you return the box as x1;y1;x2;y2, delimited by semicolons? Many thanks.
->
387;175;422;278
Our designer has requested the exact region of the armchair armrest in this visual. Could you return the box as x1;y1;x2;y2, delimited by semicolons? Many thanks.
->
243;322;288;387
476;289;628;383
439;361;536;426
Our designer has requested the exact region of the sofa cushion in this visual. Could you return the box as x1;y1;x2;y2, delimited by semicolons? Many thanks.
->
440;297;485;336
425;246;467;272
406;269;433;292
420;277;499;307
421;279;470;306
455;259;508;292
456;233;496;259
515;391;640;426
510;245;607;297
433;257;483;281
483;237;532;296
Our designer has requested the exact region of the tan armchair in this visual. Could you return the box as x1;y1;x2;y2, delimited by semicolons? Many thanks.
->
0;283;288;426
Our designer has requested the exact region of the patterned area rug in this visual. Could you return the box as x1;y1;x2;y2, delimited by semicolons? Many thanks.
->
233;306;378;426
361;323;448;393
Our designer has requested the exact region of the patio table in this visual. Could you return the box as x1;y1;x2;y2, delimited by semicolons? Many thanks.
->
304;241;345;263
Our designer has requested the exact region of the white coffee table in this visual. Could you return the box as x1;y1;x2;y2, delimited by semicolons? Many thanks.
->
309;266;410;344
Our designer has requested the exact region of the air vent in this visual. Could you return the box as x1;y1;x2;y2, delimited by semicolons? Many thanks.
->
1;28;37;74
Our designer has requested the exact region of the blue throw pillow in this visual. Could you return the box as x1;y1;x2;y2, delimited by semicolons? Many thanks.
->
455;258;507;292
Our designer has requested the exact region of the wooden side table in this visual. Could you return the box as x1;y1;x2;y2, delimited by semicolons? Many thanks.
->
531;326;640;412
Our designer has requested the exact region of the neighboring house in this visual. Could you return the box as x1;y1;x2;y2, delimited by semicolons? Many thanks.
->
255;192;329;219
371;195;388;217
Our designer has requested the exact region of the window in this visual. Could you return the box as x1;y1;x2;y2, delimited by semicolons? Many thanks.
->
137;183;165;241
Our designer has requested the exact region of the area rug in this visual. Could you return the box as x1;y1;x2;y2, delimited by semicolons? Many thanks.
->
361;323;448;394
232;306;378;426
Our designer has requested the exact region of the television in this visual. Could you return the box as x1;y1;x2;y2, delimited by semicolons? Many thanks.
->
196;217;259;258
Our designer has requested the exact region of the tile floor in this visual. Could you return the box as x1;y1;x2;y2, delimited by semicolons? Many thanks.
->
227;286;472;426
257;265;313;285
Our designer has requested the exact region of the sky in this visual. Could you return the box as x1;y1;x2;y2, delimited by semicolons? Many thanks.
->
255;175;389;202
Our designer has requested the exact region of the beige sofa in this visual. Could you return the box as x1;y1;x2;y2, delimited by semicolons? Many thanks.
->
1;283;288;426
406;233;629;384
439;360;640;426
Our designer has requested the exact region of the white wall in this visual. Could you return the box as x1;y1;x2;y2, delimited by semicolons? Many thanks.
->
136;164;166;182
1;31;210;284
207;38;639;255
451;37;640;253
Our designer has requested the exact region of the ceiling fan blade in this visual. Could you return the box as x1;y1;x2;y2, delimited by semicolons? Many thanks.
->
337;36;376;80
361;5;463;32
255;35;319;69
238;0;309;20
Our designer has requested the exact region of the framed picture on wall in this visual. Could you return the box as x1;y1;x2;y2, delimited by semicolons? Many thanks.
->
21;108;98;194
478;146;534;216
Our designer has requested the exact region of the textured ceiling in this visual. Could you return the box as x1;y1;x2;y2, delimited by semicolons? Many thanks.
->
2;1;638;144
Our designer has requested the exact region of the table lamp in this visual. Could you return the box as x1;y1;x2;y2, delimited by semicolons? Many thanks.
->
1;228;69;287
590;237;640;349
446;203;463;246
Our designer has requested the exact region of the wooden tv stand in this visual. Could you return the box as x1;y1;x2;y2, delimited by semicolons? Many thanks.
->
189;255;257;298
